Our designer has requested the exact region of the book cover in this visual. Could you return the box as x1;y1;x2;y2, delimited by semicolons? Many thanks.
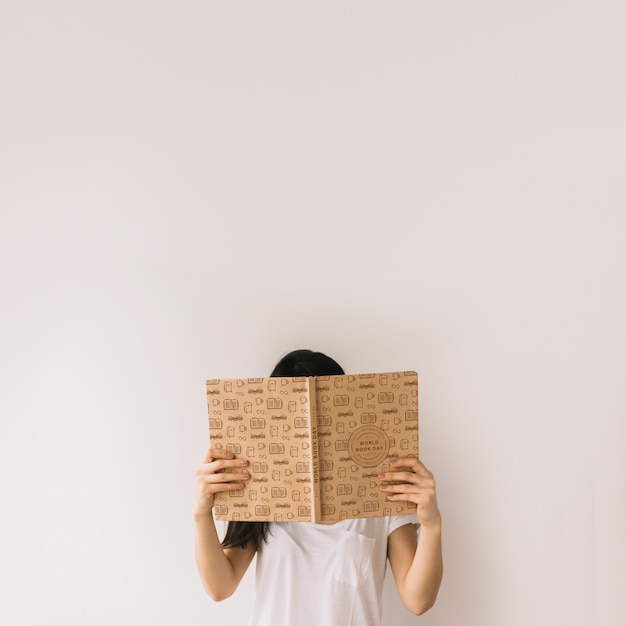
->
206;371;418;522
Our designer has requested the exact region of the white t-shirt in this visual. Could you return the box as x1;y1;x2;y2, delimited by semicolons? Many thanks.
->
249;516;418;626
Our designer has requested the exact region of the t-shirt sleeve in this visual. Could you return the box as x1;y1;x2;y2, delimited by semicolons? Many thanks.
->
388;514;420;536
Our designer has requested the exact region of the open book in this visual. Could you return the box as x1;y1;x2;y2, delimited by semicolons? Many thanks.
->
206;371;418;523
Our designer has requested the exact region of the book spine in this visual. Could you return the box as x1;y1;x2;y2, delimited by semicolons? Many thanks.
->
308;377;321;523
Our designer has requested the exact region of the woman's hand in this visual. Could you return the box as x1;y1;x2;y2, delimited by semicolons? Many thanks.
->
194;448;250;516
379;458;441;528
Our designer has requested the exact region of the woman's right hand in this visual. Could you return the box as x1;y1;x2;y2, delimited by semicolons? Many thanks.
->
194;448;250;516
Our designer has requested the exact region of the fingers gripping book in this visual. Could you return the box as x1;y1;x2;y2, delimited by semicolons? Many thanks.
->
206;371;418;523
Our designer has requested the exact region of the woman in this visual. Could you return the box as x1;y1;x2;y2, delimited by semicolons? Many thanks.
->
194;349;443;625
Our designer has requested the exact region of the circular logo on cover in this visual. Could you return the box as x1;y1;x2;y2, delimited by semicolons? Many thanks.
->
348;425;390;467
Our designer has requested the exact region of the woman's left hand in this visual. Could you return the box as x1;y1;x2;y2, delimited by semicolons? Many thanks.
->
379;458;441;527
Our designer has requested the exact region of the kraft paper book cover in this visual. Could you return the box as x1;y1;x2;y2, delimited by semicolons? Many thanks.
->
206;371;418;523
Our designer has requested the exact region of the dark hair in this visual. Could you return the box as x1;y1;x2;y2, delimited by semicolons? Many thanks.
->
220;349;344;552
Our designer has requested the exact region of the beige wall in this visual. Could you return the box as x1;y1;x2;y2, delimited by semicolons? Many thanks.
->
1;2;624;625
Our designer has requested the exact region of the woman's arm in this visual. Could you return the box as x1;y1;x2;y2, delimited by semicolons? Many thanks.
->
194;448;256;601
382;459;443;615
